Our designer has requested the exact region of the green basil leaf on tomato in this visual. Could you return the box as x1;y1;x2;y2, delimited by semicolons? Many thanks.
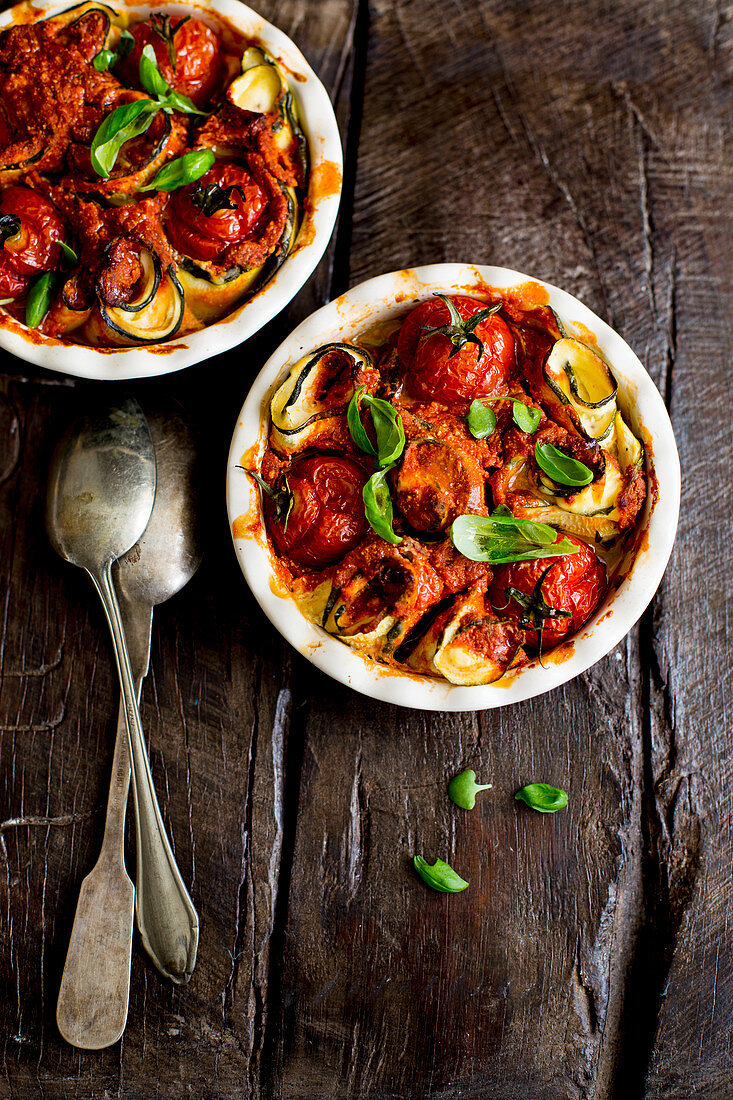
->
347;385;377;459
450;512;580;564
512;401;541;433
90;99;159;177
467;399;497;439
348;386;405;468
362;394;405;467
413;855;469;893
139;43;171;98
25;271;57;329
363;466;402;544
448;768;492;810
534;441;594;487
138;46;208;115
138;149;215;192
160;89;210;116
515;782;568;813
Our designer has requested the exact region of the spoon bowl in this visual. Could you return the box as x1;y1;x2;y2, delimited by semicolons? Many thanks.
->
115;408;202;608
46;398;156;572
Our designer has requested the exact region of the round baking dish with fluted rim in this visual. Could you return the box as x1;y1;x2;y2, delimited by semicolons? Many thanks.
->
226;264;680;712
0;0;342;381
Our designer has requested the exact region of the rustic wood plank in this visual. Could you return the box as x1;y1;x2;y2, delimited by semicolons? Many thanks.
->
0;1;357;1097
269;0;677;1095
627;2;733;1095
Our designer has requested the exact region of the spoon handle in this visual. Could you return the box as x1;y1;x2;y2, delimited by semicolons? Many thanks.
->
89;561;199;984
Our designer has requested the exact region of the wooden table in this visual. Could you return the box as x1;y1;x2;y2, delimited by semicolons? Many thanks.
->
1;1;730;1096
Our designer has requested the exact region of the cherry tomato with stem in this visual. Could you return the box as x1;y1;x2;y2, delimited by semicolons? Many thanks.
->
398;294;515;406
488;534;606;652
117;16;223;107
264;454;369;570
0;187;65;298
166;163;268;263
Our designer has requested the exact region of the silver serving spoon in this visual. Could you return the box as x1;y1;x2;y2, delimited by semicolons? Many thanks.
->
55;406;203;1049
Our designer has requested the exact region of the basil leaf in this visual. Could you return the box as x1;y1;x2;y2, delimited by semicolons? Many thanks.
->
513;401;541;433
138;148;215;192
347;386;405;468
25;271;57;328
535;441;593;487
117;28;135;59
92;30;134;72
515;783;568;813
93;48;116;71
450;513;580;564
139;43;170;98
363;466;401;545
0;213;20;246
90;99;158;177
160;89;209;116
59;240;78;265
467;399;497;439
448;768;492;810
347;385;377;458
362;393;405;467
413;855;469;893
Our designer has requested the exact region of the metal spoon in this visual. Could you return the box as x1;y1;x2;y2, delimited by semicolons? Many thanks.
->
55;406;203;1049
46;396;154;1048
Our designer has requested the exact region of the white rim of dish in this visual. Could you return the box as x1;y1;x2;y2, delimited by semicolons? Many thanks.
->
0;0;343;381
227;263;681;712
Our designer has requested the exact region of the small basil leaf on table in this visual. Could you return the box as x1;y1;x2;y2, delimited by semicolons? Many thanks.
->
90;99;159;177
59;240;78;265
138;149;216;192
448;768;492;810
25;271;57;328
515;783;568;813
363;466;402;544
450;511;580;564
467;399;497;439
534;441;593;487
413;855;469;893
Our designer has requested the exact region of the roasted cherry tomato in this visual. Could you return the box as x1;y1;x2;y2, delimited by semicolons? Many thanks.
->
267;455;368;569
117;16;223;107
166;163;268;262
398;295;514;405
488;534;606;649
0;186;65;298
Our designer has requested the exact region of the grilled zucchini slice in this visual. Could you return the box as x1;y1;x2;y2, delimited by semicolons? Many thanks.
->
270;342;373;455
98;257;184;344
543;337;618;440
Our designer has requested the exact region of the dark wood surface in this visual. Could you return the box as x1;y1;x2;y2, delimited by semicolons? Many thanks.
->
1;0;731;1097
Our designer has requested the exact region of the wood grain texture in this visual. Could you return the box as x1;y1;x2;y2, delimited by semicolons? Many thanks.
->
0;1;356;1097
0;0;731;1097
